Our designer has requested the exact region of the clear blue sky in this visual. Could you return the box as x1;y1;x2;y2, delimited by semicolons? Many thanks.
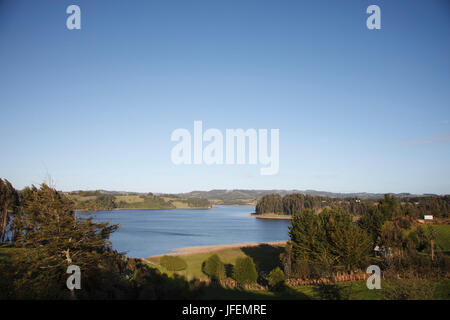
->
0;0;449;194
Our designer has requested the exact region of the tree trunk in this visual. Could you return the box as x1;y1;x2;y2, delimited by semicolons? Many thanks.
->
1;206;8;242
0;211;4;242
431;239;434;261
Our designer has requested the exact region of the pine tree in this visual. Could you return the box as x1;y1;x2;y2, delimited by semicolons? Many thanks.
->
289;208;371;273
233;257;258;285
330;223;372;271
203;254;226;280
10;184;119;298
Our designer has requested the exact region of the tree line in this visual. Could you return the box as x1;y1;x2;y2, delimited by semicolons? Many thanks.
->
255;193;450;218
280;194;450;298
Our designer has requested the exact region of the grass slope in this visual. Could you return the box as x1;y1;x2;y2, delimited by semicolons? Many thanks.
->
435;225;450;255
145;243;450;300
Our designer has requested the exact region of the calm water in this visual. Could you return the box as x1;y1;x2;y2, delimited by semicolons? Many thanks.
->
93;206;290;258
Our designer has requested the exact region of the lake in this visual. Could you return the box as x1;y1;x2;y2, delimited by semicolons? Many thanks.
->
93;206;291;258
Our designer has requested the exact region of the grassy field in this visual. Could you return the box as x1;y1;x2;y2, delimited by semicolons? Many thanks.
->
3;244;449;300
66;192;210;210
198;279;450;300
114;195;145;203
145;242;450;300
199;280;384;300
66;194;97;203
435;225;450;255
147;243;285;280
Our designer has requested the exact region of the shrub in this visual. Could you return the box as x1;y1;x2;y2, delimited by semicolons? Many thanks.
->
267;267;286;290
233;257;258;285
383;278;437;300
313;282;352;300
159;255;187;271
203;254;226;280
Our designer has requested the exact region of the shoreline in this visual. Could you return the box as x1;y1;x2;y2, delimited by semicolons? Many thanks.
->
77;206;212;211
78;205;255;211
246;213;292;220
111;207;212;211
147;240;288;259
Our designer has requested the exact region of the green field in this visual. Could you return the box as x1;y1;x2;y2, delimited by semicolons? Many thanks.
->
145;243;450;300
435;225;450;255
66;192;211;210
147;244;285;280
3;244;449;300
114;195;145;203
198;280;387;300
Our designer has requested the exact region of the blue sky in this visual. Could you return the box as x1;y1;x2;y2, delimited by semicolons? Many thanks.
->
0;0;449;194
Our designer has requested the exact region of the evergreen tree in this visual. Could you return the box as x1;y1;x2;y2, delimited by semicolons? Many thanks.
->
233;257;258;285
358;207;386;245
267;267;286;291
203;254;226;280
330;223;372;271
288;208;371;273
10;184;119;298
289;209;331;265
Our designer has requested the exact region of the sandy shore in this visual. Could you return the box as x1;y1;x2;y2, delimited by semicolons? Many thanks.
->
246;213;292;220
148;240;287;258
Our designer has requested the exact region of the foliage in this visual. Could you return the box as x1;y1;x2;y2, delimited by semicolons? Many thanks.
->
408;225;436;253
288;208;372;276
256;194;371;216
256;193;450;218
255;194;283;214
330;221;373;271
383;278;437;300
160;255;188;271
69;191;210;211
0;247;202;299
0;183;206;299
434;225;450;254
2;184;121;297
186;197;211;208
267;267;286;291
202;254;226;280
233;257;258;285
378;219;450;277
0;179;19;242
380;221;408;254
358;207;386;244
312;282;352;300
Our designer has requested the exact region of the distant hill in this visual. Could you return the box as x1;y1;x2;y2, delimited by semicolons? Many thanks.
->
177;189;437;206
65;190;211;210
65;189;444;207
